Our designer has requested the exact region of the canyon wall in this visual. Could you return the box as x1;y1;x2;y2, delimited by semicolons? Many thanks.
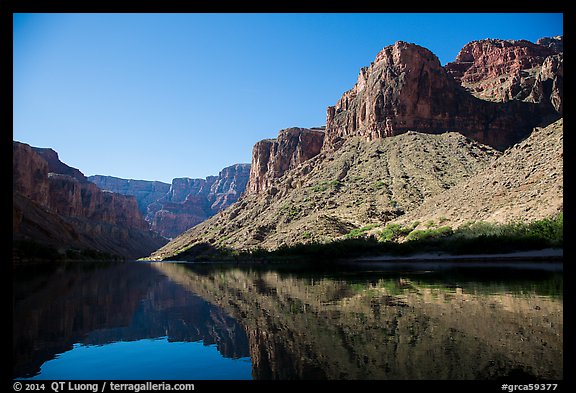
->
246;127;325;195
92;164;251;239
324;41;559;152
13;141;167;260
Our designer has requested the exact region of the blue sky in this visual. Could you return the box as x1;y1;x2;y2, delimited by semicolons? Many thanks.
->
13;13;563;183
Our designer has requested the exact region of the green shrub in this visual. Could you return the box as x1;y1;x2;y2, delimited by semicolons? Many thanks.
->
311;179;342;192
379;222;417;242
280;203;301;219
164;214;563;262
346;223;379;239
437;213;563;254
405;226;453;242
374;180;387;189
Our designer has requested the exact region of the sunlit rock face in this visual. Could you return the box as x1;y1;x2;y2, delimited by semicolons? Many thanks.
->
153;264;563;380
149;38;563;261
324;41;559;152
246;127;325;195
445;37;562;113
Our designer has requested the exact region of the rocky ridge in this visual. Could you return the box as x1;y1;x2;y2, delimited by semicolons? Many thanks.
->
13;141;167;260
150;131;500;259
150;36;563;261
87;175;171;217
394;118;563;228
444;36;562;112
91;163;251;239
324;41;559;152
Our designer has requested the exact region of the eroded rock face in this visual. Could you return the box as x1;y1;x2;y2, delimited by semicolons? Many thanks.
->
13;142;51;206
209;163;252;211
149;189;214;239
14;143;145;228
444;37;562;112
527;53;563;113
148;164;251;238
537;36;563;52
32;147;86;182
88;175;171;217
324;41;558;151
91;165;251;239
149;131;500;260
246;127;325;195
150;38;563;260
13;141;165;259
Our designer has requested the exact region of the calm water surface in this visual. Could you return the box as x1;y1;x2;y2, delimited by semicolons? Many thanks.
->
13;260;563;380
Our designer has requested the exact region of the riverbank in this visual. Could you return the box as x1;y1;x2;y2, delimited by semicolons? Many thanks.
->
351;247;563;263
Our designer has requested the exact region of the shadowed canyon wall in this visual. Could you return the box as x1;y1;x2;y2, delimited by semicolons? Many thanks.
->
13;142;167;260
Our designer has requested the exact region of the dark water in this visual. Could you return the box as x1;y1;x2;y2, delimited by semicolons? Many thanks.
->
13;260;563;380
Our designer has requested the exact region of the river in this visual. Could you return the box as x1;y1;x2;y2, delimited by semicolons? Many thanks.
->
13;260;563;380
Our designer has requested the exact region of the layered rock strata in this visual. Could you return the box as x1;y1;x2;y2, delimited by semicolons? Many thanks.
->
444;37;562;112
150;131;499;259
324;41;559;152
13;141;167;260
149;37;563;260
148;164;251;238
246;127;325;195
87;175;171;217
90;164;251;239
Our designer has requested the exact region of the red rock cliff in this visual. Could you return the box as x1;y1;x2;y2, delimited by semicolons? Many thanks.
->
13;141;165;259
246;127;325;195
444;37;562;112
324;41;559;152
14;143;148;230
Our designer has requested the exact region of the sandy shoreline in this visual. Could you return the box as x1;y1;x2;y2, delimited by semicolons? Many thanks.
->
351;248;563;263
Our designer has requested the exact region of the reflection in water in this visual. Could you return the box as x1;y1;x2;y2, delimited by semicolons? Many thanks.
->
12;262;250;379
31;338;252;380
13;261;563;380
152;263;563;380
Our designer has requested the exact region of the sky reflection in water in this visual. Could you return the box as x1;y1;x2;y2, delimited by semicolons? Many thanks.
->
13;261;563;380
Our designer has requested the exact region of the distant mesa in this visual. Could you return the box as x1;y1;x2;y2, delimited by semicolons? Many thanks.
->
89;163;251;239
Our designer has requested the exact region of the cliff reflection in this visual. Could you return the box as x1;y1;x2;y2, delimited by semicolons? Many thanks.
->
12;262;249;379
152;263;563;380
13;261;563;380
